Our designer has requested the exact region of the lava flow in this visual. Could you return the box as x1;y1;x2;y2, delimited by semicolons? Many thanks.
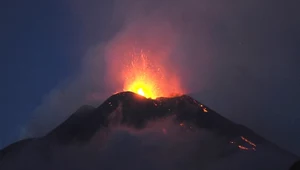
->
122;50;182;99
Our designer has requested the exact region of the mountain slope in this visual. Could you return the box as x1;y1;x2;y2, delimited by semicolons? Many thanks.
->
0;92;298;170
47;92;263;144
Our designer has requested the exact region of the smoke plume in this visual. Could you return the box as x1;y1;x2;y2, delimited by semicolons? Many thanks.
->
25;0;300;155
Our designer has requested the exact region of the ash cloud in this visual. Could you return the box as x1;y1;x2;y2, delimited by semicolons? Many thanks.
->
24;0;300;156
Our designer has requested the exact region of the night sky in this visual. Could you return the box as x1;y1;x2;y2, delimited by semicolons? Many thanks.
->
1;0;300;156
0;0;113;146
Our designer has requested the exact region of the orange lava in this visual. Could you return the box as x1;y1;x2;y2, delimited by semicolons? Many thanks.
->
241;136;257;147
122;50;182;99
238;145;249;150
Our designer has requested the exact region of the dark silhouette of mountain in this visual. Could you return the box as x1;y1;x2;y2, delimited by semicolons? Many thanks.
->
290;160;300;170
46;92;264;145
0;92;298;170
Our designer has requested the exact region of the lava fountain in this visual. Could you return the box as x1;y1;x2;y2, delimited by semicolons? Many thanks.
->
122;50;183;99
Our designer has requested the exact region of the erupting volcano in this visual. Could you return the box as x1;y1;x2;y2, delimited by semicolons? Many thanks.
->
0;50;298;170
121;50;183;99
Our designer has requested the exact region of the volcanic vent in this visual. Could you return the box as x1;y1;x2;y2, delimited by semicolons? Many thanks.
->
110;50;184;99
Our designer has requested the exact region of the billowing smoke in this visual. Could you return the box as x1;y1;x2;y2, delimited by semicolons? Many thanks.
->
24;0;300;156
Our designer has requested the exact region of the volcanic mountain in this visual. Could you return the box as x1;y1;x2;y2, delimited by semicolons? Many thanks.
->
0;92;298;170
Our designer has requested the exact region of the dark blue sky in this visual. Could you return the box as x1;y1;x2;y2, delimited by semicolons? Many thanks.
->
1;0;300;156
0;0;87;146
0;0;118;147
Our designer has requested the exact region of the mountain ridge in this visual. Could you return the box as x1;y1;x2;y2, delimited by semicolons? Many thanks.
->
46;91;265;145
0;91;298;170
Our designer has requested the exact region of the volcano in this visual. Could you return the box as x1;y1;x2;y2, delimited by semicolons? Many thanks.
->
0;92;298;170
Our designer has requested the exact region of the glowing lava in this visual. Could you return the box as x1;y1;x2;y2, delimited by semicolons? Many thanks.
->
137;88;145;96
126;78;158;98
122;52;160;98
122;50;182;99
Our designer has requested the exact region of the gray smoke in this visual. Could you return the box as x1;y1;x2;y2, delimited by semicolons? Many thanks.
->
24;0;300;156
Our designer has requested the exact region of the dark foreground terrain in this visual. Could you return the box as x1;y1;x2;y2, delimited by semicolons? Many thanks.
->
0;92;298;170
